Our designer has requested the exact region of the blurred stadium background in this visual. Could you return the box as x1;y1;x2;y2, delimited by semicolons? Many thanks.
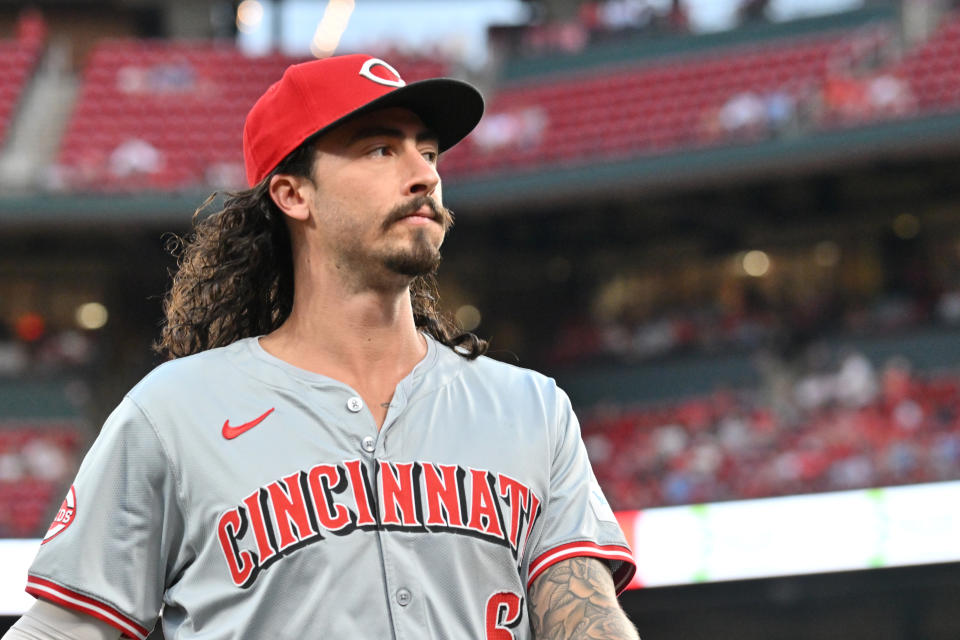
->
2;0;960;637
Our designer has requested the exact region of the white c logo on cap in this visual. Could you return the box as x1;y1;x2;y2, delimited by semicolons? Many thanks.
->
359;58;406;88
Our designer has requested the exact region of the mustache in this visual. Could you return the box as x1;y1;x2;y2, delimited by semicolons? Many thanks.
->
381;195;454;231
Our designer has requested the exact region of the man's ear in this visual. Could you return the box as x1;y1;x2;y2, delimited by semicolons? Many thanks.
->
269;174;312;221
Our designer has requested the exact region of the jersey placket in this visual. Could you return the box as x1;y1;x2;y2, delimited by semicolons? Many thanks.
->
365;380;427;639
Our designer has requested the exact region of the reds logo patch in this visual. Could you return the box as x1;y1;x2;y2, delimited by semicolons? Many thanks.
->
42;485;76;544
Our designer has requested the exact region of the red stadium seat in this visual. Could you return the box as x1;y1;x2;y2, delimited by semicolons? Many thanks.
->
0;31;44;147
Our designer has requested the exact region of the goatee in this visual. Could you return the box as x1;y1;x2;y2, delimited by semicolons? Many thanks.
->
380;195;451;276
382;229;442;276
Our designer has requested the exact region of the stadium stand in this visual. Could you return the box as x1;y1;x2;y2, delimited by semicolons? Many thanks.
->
442;20;908;175
584;355;960;511
0;421;81;537
0;322;96;537
0;13;45;149
56;41;292;191
545;282;946;369
895;9;960;114
46;8;960;190
54;41;449;192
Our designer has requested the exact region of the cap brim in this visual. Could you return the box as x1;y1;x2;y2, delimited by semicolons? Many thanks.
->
316;78;484;153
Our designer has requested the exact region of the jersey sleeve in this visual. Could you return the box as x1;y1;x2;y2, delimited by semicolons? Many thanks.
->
525;387;636;595
25;396;184;640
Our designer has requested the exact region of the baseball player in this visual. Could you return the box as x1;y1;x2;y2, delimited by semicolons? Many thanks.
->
6;54;638;639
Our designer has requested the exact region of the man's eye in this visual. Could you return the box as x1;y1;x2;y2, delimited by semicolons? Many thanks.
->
370;145;390;157
422;151;438;163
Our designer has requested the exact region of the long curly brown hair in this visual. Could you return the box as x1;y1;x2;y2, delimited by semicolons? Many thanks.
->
155;140;487;361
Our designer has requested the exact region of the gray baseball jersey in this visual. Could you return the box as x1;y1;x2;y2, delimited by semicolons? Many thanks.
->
27;335;635;639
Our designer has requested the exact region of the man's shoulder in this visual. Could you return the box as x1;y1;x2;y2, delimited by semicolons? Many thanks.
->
128;338;254;400
438;343;565;400
473;352;554;383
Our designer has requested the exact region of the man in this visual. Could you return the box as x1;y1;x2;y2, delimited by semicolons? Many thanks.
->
7;54;639;639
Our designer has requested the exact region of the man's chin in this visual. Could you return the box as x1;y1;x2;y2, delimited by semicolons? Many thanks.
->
377;233;439;275
383;252;442;277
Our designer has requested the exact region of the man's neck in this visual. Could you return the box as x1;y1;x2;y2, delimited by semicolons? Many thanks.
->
258;273;427;395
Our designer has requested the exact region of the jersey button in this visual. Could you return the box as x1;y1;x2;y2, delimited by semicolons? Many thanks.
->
396;588;412;606
361;436;376;453
346;396;363;413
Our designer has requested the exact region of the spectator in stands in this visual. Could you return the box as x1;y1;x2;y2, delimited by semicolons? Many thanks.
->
717;91;768;139
578;0;683;45
834;349;879;407
108;138;163;178
763;88;799;136
661;0;690;34
599;0;655;35
738;0;770;24
521;20;589;55
866;73;917;118
0;322;28;376
472;107;548;153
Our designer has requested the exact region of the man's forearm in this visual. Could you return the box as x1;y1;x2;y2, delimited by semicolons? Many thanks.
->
528;556;640;640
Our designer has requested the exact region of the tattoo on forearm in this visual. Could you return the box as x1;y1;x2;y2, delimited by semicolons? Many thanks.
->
528;557;639;640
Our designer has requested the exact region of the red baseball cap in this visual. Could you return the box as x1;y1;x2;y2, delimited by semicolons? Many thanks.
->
243;54;484;187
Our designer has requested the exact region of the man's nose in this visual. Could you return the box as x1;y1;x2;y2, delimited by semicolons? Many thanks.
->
402;147;440;197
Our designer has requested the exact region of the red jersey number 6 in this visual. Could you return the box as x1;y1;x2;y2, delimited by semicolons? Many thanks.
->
485;591;524;639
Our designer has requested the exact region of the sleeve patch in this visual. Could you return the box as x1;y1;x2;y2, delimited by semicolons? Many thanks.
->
42;485;77;544
588;485;617;524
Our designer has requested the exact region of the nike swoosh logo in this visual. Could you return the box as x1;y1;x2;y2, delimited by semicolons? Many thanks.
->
222;408;275;440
